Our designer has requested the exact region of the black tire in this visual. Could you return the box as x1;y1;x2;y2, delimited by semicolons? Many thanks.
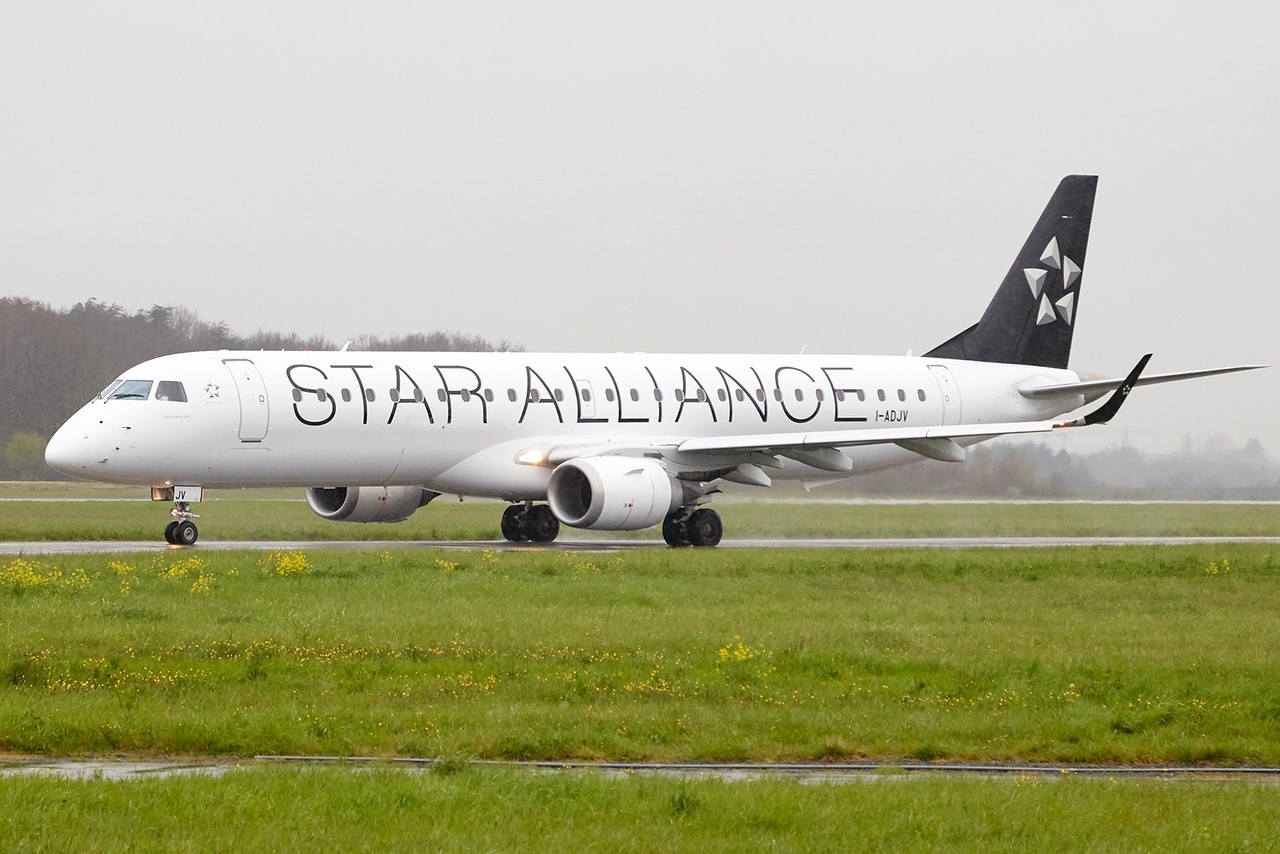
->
686;508;722;548
526;505;560;543
164;521;180;545
662;512;689;547
175;520;199;546
500;505;527;542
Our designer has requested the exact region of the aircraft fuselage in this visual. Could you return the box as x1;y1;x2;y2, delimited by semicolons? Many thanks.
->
45;350;1081;494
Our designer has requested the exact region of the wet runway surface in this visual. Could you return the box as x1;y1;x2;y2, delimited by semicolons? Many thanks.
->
3;536;1280;555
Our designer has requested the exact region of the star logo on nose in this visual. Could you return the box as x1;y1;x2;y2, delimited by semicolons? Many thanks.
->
1022;236;1080;326
205;383;220;399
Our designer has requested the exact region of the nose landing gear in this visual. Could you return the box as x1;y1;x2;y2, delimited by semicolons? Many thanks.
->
152;486;203;546
163;502;200;545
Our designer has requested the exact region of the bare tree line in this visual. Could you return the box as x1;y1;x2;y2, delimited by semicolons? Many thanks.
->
0;297;519;477
1;297;1275;495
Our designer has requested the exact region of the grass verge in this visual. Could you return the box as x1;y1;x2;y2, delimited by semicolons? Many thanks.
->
2;482;1279;540
1;767;1278;851
0;544;1277;764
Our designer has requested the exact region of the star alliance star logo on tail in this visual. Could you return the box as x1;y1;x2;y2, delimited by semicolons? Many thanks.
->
1023;236;1080;326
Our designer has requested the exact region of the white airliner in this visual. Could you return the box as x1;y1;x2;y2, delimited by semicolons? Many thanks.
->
45;176;1262;546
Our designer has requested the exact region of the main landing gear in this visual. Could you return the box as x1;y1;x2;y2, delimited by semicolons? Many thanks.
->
498;502;724;547
500;502;561;543
662;507;723;548
163;501;199;546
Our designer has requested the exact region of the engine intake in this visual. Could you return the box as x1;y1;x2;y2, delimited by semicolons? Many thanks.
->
304;486;438;523
547;456;682;531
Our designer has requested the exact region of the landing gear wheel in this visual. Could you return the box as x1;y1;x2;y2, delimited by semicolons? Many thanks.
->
164;521;180;545
526;505;560;543
174;520;199;546
686;508;722;548
662;512;689;547
500;505;528;542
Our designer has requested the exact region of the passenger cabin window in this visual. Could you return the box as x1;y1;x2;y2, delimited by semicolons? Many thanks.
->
109;380;153;401
155;381;187;402
917;389;927;401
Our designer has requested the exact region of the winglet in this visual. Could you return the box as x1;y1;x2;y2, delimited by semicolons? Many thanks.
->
1060;353;1151;427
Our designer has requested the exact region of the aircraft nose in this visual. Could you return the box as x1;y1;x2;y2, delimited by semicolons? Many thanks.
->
44;420;93;478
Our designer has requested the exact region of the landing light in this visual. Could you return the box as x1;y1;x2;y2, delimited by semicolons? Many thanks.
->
516;447;548;466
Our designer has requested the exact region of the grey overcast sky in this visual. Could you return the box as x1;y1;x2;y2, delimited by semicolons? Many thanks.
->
1;2;1275;453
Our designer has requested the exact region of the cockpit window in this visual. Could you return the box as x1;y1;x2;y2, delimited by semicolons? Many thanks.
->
156;381;187;402
96;380;124;401
109;380;153;401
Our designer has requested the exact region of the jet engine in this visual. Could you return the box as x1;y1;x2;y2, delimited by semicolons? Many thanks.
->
547;456;683;530
304;486;438;523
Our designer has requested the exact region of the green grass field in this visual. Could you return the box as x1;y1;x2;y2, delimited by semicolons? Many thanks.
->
3;485;1278;847
1;544;1276;764
3;481;1278;540
3;766;1278;851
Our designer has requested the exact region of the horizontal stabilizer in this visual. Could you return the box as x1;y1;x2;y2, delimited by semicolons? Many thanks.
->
1019;363;1266;401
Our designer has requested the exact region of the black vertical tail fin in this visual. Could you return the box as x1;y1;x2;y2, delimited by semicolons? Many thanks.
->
925;175;1097;369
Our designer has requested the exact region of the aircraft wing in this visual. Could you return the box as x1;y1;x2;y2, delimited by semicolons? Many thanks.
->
677;418;1061;454
540;419;1062;472
540;355;1157;472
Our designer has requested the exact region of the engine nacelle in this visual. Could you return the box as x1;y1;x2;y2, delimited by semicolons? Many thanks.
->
547;456;682;531
304;486;437;523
